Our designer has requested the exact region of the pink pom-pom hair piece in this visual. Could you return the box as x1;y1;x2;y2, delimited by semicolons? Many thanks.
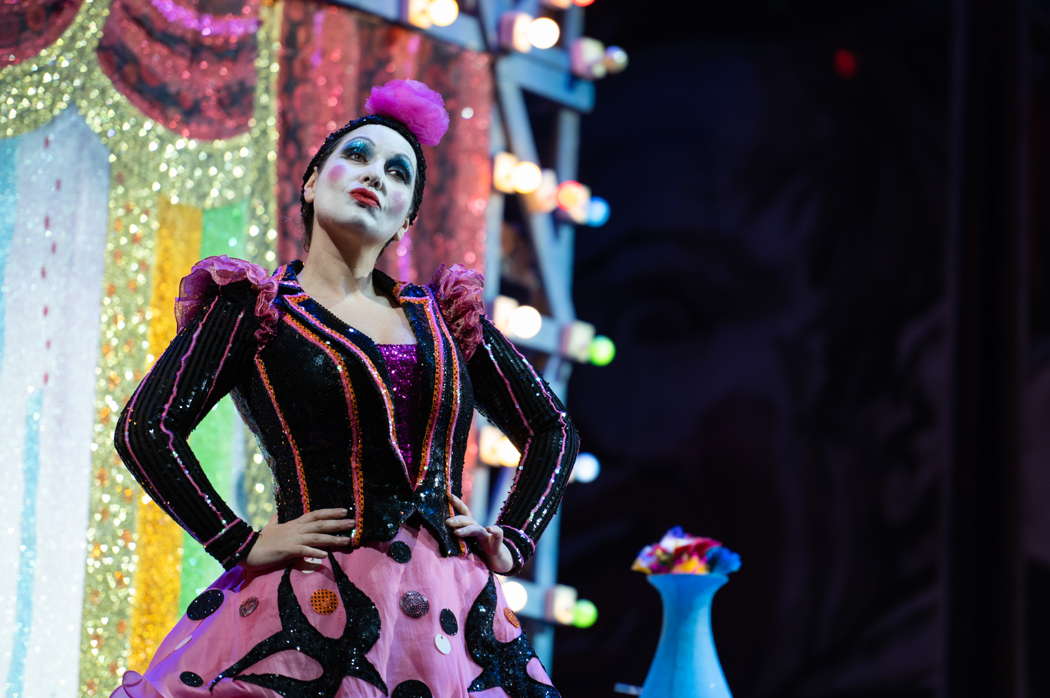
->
363;79;450;147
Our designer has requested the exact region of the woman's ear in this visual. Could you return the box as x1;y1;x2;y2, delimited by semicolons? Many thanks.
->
396;216;411;239
303;169;318;203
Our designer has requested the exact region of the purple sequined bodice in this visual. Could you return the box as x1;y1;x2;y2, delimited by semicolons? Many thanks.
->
377;343;423;481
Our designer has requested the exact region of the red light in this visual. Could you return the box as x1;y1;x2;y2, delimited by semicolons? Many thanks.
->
557;181;588;209
834;49;857;79
574;0;596;6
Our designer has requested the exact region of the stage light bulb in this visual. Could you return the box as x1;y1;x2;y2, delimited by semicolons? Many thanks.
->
556;180;587;209
573;599;598;628
492;295;520;333
571;37;606;79
406;0;433;28
548;584;578;625
504;580;528;612
586;196;610;227
557;180;590;222
563;320;597;362
493;152;518;193
428;0;459;27
523;168;558;213
528;17;561;50
603;45;629;73
479;425;513;465
572;452;600;483
497;435;521;467
589;335;615;365
500;11;534;53
509;305;542;339
512;161;543;194
834;48;858;79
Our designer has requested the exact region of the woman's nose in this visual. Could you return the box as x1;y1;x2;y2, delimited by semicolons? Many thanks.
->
361;162;384;188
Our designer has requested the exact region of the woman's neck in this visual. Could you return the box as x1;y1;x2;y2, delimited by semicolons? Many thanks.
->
299;228;384;301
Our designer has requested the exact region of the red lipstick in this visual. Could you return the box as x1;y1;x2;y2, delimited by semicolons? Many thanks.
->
350;188;380;208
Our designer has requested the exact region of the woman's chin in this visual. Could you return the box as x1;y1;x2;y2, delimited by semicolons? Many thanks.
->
314;215;393;248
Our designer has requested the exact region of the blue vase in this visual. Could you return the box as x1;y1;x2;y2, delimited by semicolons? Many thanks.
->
640;573;732;698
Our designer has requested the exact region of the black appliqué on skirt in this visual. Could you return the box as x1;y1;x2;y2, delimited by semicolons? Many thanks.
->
466;573;561;697
208;550;386;696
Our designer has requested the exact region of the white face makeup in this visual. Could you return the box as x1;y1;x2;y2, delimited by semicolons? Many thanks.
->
304;123;418;249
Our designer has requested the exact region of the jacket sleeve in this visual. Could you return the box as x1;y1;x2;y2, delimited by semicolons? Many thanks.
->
467;315;582;575
113;257;277;570
430;262;581;575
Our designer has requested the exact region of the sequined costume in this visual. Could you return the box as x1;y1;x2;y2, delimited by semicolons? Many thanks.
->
110;255;580;697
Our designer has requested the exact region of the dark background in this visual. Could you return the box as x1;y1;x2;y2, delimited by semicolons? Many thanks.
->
545;1;1050;696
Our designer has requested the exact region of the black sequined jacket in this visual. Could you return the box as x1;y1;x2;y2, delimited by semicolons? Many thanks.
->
114;256;580;575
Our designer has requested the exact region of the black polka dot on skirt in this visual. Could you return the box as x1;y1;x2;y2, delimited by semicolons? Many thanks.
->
388;541;412;563
179;671;203;687
392;679;433;698
440;608;458;635
186;589;224;621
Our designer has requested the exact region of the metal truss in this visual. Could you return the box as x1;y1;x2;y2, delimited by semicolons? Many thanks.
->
332;0;594;669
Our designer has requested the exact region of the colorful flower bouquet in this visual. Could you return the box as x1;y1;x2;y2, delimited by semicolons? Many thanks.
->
631;526;741;576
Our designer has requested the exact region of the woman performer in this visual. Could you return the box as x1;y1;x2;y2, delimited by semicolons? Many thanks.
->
111;79;580;697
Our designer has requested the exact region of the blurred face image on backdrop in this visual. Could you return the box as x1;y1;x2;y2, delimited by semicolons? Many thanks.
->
302;123;419;255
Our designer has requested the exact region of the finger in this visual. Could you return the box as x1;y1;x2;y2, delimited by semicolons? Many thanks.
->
315;507;352;519
445;515;476;528
449;494;471;516
298;545;328;558
307;518;356;533
451;523;487;538
303;534;354;547
301;508;351;522
484;526;504;553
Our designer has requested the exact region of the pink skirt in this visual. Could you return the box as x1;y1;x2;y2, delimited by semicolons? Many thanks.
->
110;522;558;697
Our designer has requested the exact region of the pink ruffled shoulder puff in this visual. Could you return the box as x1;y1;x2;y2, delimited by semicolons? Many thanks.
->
427;263;485;361
175;255;280;346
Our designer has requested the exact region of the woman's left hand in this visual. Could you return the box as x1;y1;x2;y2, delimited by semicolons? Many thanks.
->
446;493;514;574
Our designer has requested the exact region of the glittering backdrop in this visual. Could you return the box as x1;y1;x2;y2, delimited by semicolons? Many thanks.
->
0;106;109;696
0;0;84;67
0;0;281;692
0;0;492;694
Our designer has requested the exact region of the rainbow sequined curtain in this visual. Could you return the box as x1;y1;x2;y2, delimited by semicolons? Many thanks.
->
0;0;492;694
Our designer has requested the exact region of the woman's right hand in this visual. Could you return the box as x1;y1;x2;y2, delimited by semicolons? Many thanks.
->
243;508;355;573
